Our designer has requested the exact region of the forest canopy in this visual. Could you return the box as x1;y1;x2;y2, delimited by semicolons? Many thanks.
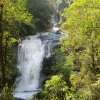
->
1;0;100;100
39;0;100;100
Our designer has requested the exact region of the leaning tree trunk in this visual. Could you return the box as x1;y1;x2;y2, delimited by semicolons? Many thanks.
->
0;3;5;85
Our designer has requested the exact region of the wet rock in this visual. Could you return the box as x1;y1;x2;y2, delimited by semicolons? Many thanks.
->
38;32;65;76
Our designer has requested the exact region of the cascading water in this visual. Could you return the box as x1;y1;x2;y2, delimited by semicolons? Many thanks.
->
13;32;65;100
13;36;45;100
13;13;65;100
17;37;45;90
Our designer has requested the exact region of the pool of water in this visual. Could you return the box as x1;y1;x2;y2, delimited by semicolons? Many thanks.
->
13;89;40;100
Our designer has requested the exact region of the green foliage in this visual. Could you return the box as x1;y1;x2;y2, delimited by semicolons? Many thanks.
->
3;0;32;24
40;75;68;100
39;0;100;100
3;0;32;37
61;0;100;73
51;48;71;85
49;0;73;13
0;84;16;100
37;47;71;100
60;0;100;99
0;0;32;85
26;0;52;33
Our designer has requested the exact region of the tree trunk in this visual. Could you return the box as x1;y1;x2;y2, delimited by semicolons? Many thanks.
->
91;41;95;73
0;5;5;85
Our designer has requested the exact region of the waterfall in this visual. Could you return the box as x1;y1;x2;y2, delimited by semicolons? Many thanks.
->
13;32;65;100
16;37;45;91
13;36;45;99
13;13;65;99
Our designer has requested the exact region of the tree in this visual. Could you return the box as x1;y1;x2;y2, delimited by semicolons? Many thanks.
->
0;0;32;85
60;0;100;99
0;84;16;100
0;1;4;85
51;48;71;86
38;75;68;100
26;0;52;33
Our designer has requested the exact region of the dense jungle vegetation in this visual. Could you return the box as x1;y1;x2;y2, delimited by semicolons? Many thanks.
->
37;0;100;100
0;0;52;99
0;0;100;100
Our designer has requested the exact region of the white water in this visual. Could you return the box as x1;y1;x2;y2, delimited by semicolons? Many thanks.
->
13;36;45;99
13;14;63;99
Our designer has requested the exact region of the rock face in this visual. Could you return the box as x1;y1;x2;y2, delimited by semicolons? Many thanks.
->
37;32;65;90
38;32;65;81
38;32;65;58
39;32;64;50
